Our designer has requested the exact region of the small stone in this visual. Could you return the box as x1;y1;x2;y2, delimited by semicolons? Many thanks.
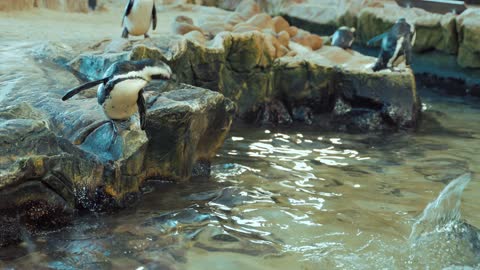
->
307;34;323;50
276;30;290;48
333;98;352;115
199;22;232;38
232;23;261;33
172;16;203;35
286;26;299;37
224;12;245;26
172;22;204;36
272;16;290;33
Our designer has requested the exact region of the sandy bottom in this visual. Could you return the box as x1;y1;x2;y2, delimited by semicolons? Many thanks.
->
0;3;196;45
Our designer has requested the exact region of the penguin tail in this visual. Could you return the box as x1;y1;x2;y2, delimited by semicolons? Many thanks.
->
62;78;106;101
121;28;129;39
367;32;387;46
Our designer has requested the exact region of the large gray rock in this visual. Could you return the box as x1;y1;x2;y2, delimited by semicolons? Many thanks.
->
0;43;234;246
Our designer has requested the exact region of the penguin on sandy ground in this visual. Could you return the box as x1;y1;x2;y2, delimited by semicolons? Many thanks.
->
62;59;172;134
121;0;157;39
368;18;416;72
331;26;356;50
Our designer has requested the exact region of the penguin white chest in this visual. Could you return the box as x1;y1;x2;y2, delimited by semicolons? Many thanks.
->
125;0;154;36
102;79;147;120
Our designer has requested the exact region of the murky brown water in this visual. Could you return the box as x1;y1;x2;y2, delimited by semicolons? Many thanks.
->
1;7;480;270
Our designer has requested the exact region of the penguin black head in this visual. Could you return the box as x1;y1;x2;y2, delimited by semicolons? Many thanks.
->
332;26;356;49
138;60;173;81
105;59;173;81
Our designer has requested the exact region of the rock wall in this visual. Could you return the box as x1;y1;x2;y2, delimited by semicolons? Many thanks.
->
67;30;420;131
456;9;480;68
275;0;480;68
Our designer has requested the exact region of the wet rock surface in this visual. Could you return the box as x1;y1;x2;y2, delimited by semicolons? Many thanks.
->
272;0;480;69
65;8;419;130
0;0;96;12
456;9;480;68
0;43;234;245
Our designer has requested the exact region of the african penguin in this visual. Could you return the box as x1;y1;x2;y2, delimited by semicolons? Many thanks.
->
331;26;355;50
121;0;157;39
368;18;416;72
88;0;96;10
62;59;172;132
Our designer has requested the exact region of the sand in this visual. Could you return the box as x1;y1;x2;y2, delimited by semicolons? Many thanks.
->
0;3;197;45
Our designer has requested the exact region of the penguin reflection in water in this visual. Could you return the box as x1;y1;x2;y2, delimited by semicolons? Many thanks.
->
121;0;157;39
62;59;172;139
368;18;416;72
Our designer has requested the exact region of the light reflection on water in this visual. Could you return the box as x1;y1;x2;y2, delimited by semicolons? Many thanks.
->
1;45;480;269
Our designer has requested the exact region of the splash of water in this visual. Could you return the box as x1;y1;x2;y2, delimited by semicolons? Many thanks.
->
410;173;472;240
408;173;480;268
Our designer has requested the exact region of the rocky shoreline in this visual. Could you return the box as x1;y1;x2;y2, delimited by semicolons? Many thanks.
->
207;0;480;69
0;0;424;246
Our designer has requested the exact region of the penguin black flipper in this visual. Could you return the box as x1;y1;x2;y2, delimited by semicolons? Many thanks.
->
367;32;388;46
151;3;157;31
62;78;106;101
122;0;134;26
97;78;119;105
372;36;396;72
137;89;146;130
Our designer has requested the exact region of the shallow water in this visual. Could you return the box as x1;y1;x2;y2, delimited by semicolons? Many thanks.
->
1;16;480;269
1;81;480;269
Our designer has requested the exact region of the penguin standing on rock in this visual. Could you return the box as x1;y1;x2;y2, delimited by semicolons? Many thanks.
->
121;0;157;39
62;59;172;134
368;18;416;72
331;26;355;50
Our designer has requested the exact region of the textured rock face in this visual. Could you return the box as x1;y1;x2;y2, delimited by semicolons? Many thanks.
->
68;26;419;131
279;1;458;53
456;9;480;68
0;43;234;246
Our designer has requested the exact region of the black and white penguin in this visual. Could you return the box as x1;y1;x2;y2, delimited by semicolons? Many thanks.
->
331;26;355;50
62;59;172;131
368;18;416;72
121;0;157;39
88;0;96;10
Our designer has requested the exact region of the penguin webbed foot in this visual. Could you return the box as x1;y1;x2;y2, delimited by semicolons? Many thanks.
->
144;33;150;39
121;28;129;39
